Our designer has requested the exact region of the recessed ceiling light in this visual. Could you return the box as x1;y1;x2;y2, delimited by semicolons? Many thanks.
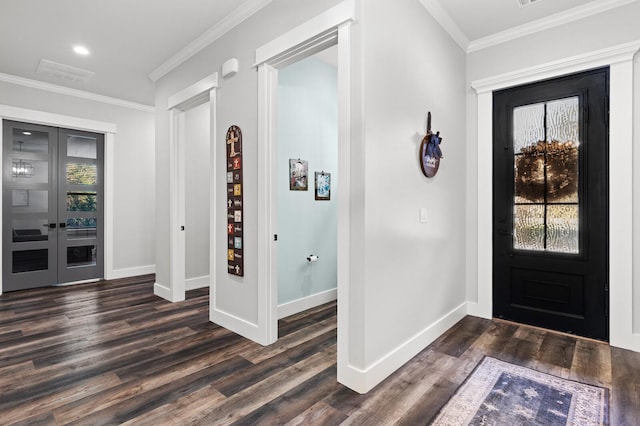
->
22;131;31;135
73;45;90;55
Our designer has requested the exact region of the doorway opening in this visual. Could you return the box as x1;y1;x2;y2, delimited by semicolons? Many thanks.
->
184;102;211;292
276;47;339;319
492;68;609;341
159;72;217;303
2;120;104;291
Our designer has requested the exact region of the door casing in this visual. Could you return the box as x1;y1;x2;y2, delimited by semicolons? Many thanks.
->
470;42;640;352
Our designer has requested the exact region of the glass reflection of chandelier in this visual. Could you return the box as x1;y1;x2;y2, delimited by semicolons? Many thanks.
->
13;141;35;178
13;159;35;178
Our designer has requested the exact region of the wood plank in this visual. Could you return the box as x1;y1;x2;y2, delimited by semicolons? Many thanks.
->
569;338;612;388
285;401;348;426
610;347;640;426
230;366;340;425
189;347;337;425
241;315;336;364
532;332;576;378
55;356;252;425
0;277;636;424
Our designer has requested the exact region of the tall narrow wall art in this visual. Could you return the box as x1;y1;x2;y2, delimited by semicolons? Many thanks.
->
226;125;244;276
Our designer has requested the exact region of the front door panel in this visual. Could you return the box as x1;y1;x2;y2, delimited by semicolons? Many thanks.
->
493;67;609;341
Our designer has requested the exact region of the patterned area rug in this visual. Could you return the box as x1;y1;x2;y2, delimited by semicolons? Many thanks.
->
431;357;609;426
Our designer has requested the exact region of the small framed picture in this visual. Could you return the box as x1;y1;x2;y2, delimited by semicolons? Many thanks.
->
315;171;331;200
12;189;29;206
289;159;308;191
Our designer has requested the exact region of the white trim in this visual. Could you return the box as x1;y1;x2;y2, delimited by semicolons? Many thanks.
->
608;60;640;351
336;22;353;391
256;62;279;345
104;132;115;279
0;105;117;294
470;42;640;351
0;105;116;133
186;275;210;291
112;265;156;280
467;0;640;53
168;73;219;111
0;72;154;113
417;0;469;51
210;307;263;343
342;302;468;394
165;74;218;304
255;0;355;384
254;0;354;67
153;282;173;301
277;288;338;320
149;0;273;82
471;40;640;93
209;87;218;321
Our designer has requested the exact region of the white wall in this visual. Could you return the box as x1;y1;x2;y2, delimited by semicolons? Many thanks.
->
184;102;210;285
353;0;467;381
466;2;640;334
0;80;156;277
154;0;343;328
277;56;338;308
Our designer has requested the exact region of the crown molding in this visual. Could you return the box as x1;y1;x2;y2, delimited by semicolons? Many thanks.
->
467;0;640;52
0;72;155;113
149;0;273;82
418;0;469;51
471;39;640;93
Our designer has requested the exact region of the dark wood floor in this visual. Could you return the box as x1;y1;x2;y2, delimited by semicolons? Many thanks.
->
1;275;639;425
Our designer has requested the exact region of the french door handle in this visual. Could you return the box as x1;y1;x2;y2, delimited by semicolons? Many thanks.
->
59;223;66;229
43;223;57;229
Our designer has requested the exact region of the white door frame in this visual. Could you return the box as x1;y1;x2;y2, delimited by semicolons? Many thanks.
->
0;105;116;296
470;41;640;351
158;73;218;303
255;0;354;355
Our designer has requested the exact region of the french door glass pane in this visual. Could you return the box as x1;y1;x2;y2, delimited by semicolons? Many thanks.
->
67;245;96;267
13;249;48;273
512;97;580;254
67;163;97;185
67;192;97;212
67;135;97;159
66;218;97;239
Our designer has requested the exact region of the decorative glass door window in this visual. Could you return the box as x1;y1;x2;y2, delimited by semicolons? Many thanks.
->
512;97;580;254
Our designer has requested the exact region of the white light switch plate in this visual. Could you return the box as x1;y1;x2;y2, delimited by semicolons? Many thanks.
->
420;207;427;223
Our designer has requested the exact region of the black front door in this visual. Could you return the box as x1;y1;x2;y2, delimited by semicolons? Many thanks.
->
493;67;609;341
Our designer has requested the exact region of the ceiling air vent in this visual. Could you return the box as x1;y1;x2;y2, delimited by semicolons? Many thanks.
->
518;0;543;7
36;59;94;83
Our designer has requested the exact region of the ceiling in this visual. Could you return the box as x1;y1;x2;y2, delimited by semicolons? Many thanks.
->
0;0;635;107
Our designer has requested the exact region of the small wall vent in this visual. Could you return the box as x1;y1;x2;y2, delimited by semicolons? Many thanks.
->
518;0;543;7
36;59;94;83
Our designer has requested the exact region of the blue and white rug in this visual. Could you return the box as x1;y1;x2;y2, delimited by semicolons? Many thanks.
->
431;357;609;426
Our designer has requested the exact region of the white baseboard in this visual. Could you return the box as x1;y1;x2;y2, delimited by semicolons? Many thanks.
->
278;288;337;319
339;302;468;394
465;301;492;319
110;264;156;280
211;306;268;345
153;282;173;301
186;275;210;291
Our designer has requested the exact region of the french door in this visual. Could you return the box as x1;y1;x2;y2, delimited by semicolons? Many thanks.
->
2;120;104;291
492;67;609;341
